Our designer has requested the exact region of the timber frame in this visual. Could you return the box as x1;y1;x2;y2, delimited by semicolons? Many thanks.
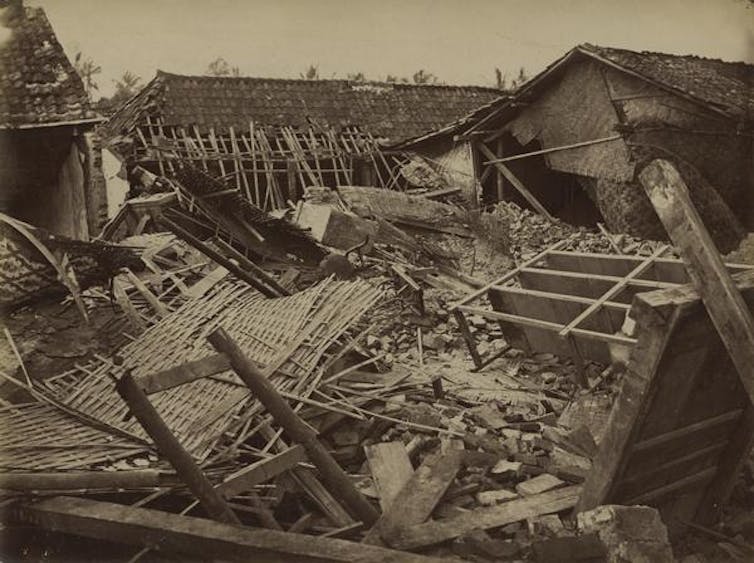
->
450;243;752;372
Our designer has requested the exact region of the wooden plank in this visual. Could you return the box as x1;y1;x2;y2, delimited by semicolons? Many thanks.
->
185;266;229;299
217;445;306;499
112;278;146;331
638;159;754;405
457;306;636;346
365;450;463;545
364;442;414;512
631;410;743;453
12;496;442;563
390;485;581;550
138;354;231;395
477;142;555;221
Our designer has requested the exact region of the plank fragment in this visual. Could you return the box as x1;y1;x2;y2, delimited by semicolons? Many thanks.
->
391;485;581;550
365;450;463;545
364;442;414;511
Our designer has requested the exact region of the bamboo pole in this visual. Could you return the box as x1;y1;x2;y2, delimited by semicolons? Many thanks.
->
207;327;379;527
115;371;240;525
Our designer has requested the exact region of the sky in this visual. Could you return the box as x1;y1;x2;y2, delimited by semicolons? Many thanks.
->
29;0;754;98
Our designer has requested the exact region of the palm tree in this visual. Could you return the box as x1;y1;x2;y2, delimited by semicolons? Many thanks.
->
73;52;101;99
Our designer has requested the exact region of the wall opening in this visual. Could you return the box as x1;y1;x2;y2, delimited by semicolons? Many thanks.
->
481;134;603;227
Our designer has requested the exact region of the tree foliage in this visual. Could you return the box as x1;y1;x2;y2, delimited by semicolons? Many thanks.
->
495;66;529;91
205;57;240;77
412;69;437;84
73;52;101;99
300;64;320;80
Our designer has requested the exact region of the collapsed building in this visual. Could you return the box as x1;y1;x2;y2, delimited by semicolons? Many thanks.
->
103;72;502;210
0;2;106;240
397;44;754;252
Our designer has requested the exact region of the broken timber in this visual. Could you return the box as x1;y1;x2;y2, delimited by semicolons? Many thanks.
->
9;496;444;563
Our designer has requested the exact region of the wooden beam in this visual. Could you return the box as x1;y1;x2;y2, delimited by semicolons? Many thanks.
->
390;485;581;550
482;135;623;165
157;215;280;298
138;354;230;395
638;159;754;405
10;497;443;563
477;143;555;221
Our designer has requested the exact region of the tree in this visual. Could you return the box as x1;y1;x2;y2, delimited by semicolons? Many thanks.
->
300;64;319;80
347;71;366;82
494;66;529;91
109;71;142;106
511;67;529;89
73;52;101;100
412;69;437;84
205;57;240;77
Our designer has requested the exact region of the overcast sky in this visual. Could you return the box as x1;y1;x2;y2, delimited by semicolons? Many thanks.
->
30;0;754;98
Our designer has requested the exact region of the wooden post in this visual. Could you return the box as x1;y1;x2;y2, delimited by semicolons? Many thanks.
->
495;138;505;202
453;309;483;369
638;159;754;405
207;327;380;527
115;372;240;525
477;143;555;222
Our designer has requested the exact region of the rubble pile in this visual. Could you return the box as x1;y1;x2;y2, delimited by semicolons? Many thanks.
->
2;174;753;561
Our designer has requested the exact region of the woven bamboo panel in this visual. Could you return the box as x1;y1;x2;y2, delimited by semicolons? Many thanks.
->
0;403;149;471
8;280;380;470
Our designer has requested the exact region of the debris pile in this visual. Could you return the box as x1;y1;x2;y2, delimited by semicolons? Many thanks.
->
2;160;753;562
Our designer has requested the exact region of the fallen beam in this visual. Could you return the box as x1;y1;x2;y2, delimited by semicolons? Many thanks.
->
9;496;443;563
389;485;581;550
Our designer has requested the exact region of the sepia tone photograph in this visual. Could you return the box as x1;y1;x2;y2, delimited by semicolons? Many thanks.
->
0;0;753;560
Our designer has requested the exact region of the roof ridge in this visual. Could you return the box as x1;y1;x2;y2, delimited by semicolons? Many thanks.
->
154;70;502;93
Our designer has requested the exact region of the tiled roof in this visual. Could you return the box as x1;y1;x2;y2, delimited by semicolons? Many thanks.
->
0;5;99;128
105;71;502;143
579;44;754;120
